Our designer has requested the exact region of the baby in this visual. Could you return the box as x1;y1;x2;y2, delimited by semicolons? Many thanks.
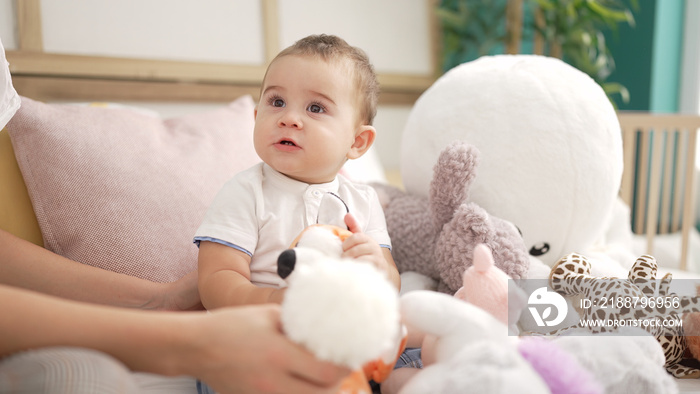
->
194;34;400;310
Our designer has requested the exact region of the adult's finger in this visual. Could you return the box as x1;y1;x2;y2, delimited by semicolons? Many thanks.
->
288;358;351;391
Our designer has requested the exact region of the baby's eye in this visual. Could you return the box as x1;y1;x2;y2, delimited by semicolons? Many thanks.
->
308;103;325;114
267;95;285;108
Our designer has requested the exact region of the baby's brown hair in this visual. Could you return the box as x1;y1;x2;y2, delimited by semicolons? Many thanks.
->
266;34;379;125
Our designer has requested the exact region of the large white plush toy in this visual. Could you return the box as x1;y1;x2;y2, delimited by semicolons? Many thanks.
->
400;55;633;278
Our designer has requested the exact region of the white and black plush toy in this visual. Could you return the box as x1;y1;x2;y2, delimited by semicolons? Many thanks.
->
400;55;634;278
278;224;404;393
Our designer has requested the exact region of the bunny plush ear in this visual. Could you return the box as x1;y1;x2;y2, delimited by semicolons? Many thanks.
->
429;141;480;229
455;244;511;325
317;192;350;228
472;243;495;273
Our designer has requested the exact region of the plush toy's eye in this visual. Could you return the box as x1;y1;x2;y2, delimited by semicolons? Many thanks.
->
277;249;297;279
529;243;550;257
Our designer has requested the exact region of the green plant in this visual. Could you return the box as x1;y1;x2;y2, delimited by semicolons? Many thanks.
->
437;0;509;72
534;0;637;103
437;0;638;104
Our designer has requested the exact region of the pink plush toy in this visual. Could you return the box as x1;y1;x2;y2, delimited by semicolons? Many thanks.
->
455;243;527;335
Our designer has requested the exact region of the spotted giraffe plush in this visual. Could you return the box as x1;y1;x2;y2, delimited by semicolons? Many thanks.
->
548;253;700;378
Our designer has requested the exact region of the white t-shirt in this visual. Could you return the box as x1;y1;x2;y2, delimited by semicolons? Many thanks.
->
194;163;391;288
0;37;20;130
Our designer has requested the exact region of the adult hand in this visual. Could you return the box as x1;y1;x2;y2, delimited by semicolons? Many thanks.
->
154;270;203;311
192;304;350;394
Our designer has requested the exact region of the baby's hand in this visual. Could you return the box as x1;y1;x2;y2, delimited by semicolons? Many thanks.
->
342;213;386;272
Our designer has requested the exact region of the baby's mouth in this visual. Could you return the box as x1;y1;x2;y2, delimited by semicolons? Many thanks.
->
279;139;298;147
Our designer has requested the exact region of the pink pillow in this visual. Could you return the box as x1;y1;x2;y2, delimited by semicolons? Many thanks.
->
7;96;260;282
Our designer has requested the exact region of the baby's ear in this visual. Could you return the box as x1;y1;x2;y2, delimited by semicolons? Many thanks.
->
347;125;376;160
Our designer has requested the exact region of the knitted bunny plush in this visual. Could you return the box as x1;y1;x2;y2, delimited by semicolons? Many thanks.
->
372;141;530;294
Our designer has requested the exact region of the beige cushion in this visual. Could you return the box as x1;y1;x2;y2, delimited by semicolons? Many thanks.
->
0;127;42;246
6;96;260;282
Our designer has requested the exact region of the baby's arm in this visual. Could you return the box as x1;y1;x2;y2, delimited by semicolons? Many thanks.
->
379;249;401;291
197;241;285;309
342;214;401;290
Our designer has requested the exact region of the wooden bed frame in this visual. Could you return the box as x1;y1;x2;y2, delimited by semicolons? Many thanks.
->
618;113;700;270
6;0;439;105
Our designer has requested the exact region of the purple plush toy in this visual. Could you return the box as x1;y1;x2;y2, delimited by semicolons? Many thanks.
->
518;336;603;394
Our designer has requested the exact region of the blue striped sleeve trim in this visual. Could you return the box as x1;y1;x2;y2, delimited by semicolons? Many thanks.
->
193;237;253;257
380;244;392;251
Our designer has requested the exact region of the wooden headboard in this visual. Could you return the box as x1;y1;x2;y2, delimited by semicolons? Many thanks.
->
6;0;439;105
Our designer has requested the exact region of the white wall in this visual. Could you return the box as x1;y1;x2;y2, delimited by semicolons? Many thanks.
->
0;0;16;49
277;0;432;75
30;0;431;77
39;0;266;65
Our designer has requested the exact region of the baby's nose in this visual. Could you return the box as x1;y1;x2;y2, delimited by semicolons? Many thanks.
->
278;111;302;129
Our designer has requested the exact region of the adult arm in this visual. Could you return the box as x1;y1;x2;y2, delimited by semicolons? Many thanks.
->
0;284;349;394
0;229;201;310
197;240;285;309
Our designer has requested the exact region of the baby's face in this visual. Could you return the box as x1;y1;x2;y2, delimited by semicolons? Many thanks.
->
254;55;363;184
